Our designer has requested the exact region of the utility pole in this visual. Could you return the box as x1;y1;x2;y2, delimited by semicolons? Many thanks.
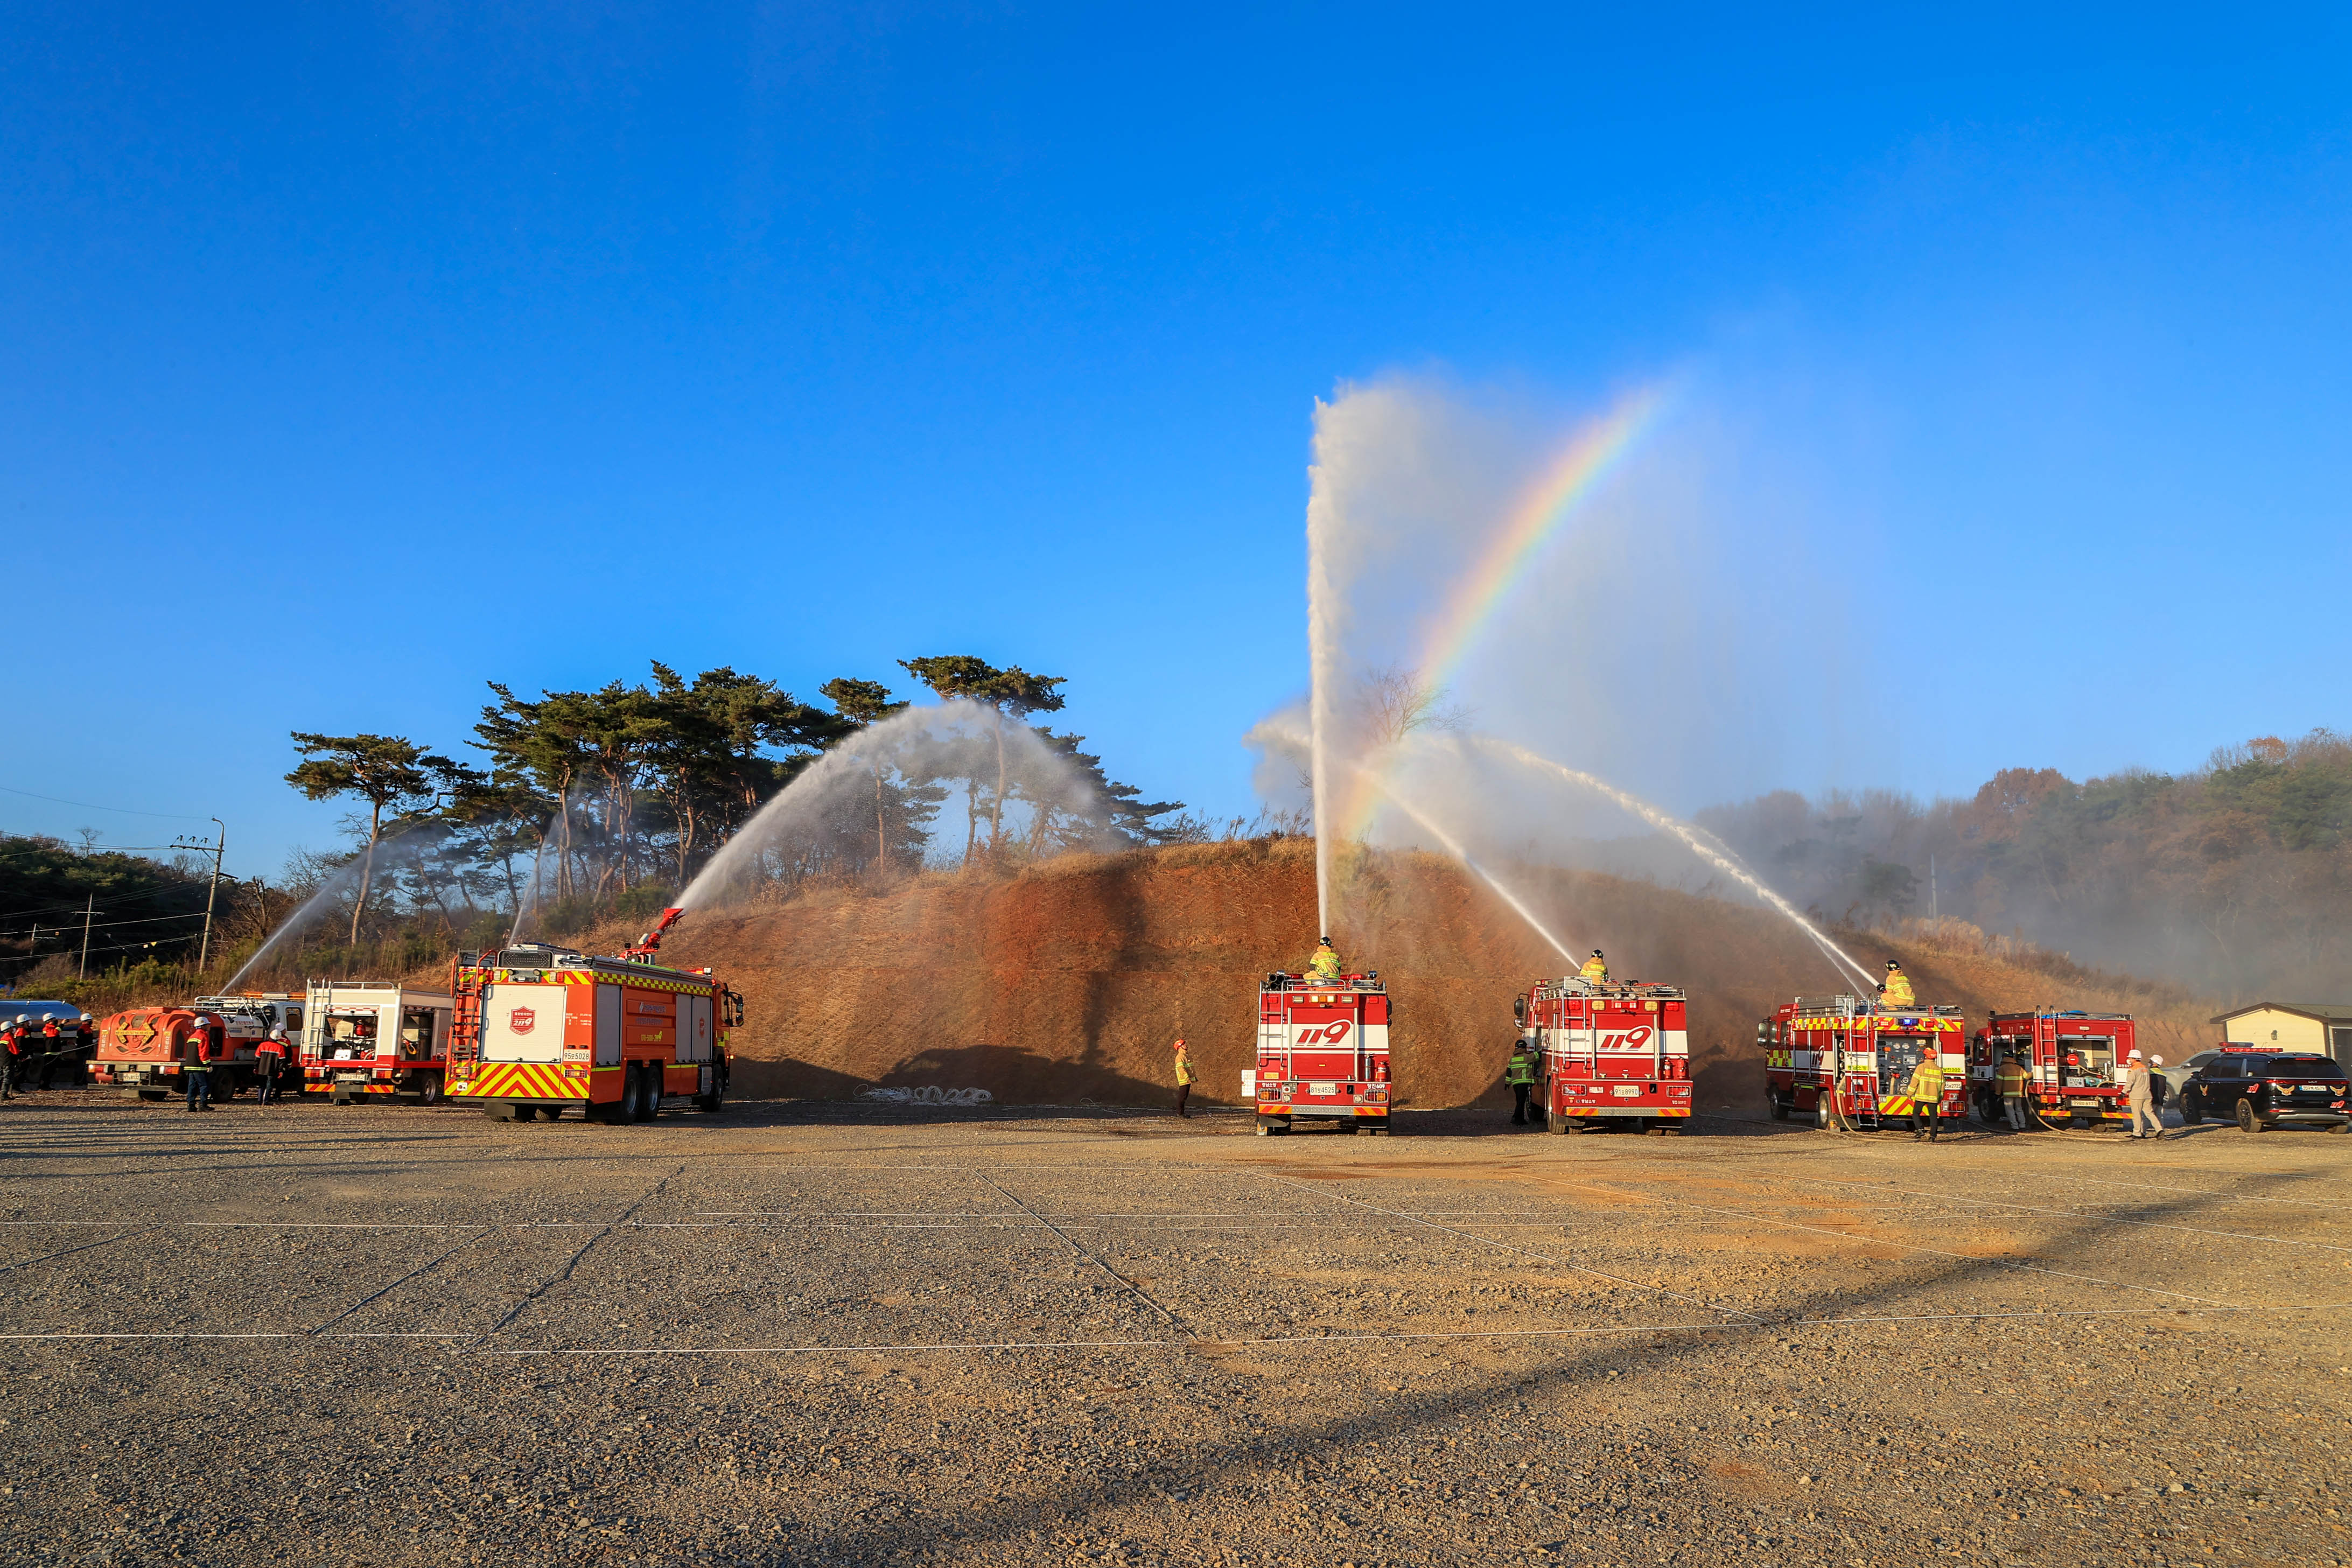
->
172;820;227;973
79;894;93;979
1930;855;1938;923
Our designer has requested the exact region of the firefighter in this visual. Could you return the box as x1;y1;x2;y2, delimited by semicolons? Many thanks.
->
1172;1038;1195;1119
1579;950;1609;983
0;1016;23;1101
1907;1049;1947;1142
2123;1048;2164;1140
1506;1040;1538;1126
37;1016;62;1090
1879;960;1916;1010
1307;937;1343;984
1996;1049;2031;1131
183;1018;215;1112
256;1026;289;1105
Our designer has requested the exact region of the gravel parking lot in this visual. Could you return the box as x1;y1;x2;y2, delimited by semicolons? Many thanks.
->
2;1094;2347;1567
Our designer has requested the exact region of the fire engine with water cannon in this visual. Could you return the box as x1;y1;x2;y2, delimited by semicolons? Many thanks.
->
1966;1010;2139;1129
1249;968;1392;1135
444;906;739;1122
1760;994;1968;1129
93;993;304;1099
1514;975;1692;1133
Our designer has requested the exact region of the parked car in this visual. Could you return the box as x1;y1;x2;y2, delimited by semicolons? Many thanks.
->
2177;1047;2350;1132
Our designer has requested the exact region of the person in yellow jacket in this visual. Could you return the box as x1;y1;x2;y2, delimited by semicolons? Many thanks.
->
1994;1050;2031;1131
1172;1038;1195;1119
1307;937;1343;984
1505;1040;1538;1126
1579;950;1609;983
1907;1050;1948;1141
1879;960;1916;1010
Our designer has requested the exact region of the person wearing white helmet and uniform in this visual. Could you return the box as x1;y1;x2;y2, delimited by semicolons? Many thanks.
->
2122;1048;2164;1139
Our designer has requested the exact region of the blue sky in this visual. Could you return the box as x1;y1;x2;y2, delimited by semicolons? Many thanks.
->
5;3;2349;877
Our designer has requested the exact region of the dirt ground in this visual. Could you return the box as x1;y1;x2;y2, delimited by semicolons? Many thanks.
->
3;1090;2347;1567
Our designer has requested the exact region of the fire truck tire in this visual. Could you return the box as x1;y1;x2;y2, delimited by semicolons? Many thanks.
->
1815;1098;1833;1130
1768;1093;1790;1122
417;1073;444;1106
2236;1098;2266;1133
629;1065;657;1123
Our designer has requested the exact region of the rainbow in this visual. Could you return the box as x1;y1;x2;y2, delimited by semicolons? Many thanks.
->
1339;382;1668;841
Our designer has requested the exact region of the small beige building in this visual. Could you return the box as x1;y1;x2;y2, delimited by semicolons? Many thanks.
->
2210;1002;2352;1066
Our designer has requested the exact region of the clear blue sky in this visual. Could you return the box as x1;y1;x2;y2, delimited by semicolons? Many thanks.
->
5;3;2348;877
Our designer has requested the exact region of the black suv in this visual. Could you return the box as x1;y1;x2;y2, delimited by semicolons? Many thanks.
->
2178;1050;2350;1133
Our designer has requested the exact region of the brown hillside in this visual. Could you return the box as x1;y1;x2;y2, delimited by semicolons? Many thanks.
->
612;839;2217;1114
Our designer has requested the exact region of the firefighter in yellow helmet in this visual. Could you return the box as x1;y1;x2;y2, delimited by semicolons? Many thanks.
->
1579;950;1608;983
1907;1048;1948;1142
1307;937;1343;984
1879;960;1915;1010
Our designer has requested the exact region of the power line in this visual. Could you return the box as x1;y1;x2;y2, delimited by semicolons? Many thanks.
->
0;785;209;821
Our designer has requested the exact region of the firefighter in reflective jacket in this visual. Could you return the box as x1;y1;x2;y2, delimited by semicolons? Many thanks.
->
1907;1051;1947;1142
1579;950;1608;983
1307;937;1343;984
1879;961;1915;1009
1506;1041;1538;1126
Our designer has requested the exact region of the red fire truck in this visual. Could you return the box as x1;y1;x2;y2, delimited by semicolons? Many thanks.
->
1966;1010;2138;1129
302;982;455;1103
93;993;303;1099
1514;976;1692;1132
1250;969;1392;1135
444;910;738;1122
1760;994;1968;1129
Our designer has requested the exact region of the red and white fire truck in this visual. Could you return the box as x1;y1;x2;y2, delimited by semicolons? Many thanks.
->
302;982;455;1103
1514;976;1692;1133
1249;969;1392;1135
444;909;738;1122
1966;1010;2138;1129
1760;994;1968;1129
93;993;303;1099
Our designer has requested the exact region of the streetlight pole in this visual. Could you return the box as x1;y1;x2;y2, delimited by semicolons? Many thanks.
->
172;820;227;974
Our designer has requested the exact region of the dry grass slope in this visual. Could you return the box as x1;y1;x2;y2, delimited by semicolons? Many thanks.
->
585;840;2218;1114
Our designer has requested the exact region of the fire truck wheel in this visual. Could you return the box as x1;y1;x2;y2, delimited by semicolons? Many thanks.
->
1815;1098;1833;1130
417;1073;444;1106
629;1065;658;1123
1768;1093;1790;1122
2236;1097;2266;1133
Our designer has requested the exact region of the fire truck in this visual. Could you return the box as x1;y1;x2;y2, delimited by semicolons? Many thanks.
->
1249;969;1391;1135
302;982;455;1103
1759;994;1968;1129
93;993;304;1099
1514;976;1692;1132
444;908;737;1122
1966;1010;2138;1129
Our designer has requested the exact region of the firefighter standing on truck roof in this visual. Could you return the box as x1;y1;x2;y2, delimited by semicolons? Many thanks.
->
1879;960;1916;1010
1172;1038;1194;1119
1308;937;1343;984
1908;1049;1947;1142
1580;950;1608;983
1506;1040;1537;1126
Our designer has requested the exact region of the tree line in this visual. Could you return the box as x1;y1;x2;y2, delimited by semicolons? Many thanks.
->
281;655;1186;946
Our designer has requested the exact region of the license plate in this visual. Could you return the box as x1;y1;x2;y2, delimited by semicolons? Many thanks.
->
1310;1082;1337;1096
1612;1086;1641;1098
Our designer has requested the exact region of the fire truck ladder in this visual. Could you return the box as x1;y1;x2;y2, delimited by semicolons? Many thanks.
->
446;956;484;1073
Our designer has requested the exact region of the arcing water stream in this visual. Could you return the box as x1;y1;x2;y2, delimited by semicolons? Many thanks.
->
675;699;1110;911
1461;734;1881;990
